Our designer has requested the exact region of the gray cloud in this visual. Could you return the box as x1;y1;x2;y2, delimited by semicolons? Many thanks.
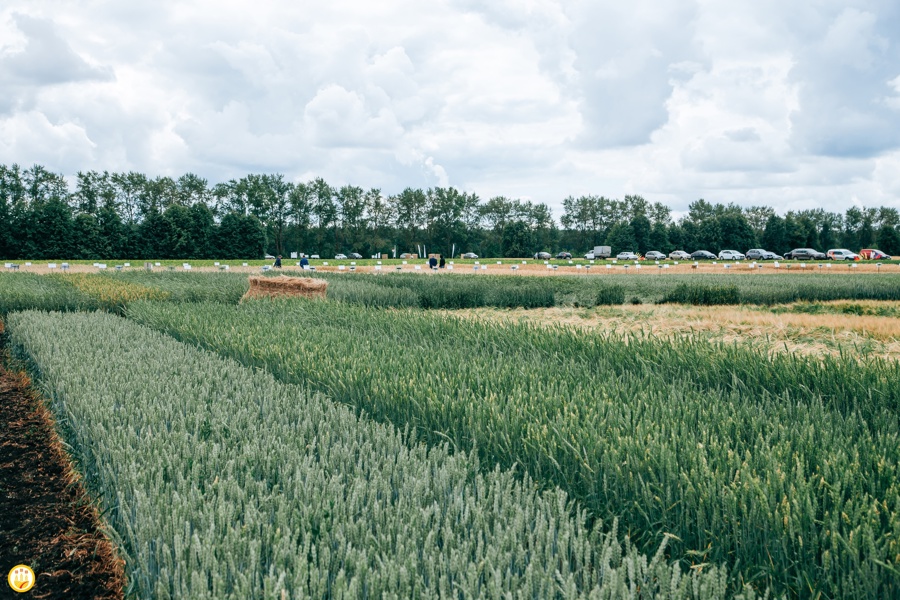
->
0;1;898;215
566;1;700;148
788;5;900;158
1;14;112;85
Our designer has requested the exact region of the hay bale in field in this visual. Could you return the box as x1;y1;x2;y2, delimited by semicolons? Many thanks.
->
241;276;328;302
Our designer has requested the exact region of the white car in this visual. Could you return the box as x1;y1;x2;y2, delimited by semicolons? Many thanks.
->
462;252;478;259
668;250;690;260
718;250;746;260
645;251;666;260
827;248;860;261
746;249;775;260
616;251;639;260
334;254;347;259
584;252;595;260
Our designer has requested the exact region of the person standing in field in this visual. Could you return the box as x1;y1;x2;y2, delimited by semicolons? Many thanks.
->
299;255;309;269
274;255;282;268
429;255;438;269
439;255;446;268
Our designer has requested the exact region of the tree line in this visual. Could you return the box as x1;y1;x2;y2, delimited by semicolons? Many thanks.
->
1;163;898;260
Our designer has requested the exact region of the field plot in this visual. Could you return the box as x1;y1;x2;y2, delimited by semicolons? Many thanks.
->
0;326;124;600
446;300;900;360
311;271;900;308
0;273;93;315
128;297;900;599
0;272;250;315
6;270;900;314
5;269;900;598
4;311;730;600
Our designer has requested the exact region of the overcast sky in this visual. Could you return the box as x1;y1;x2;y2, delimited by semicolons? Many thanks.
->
1;1;899;216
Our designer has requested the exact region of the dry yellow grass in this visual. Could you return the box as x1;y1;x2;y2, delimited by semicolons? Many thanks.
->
445;301;900;360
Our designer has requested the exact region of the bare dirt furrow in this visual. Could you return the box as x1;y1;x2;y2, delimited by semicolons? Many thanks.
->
0;321;124;600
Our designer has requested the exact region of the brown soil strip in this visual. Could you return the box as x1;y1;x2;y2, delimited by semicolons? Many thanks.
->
0;321;124;600
9;260;900;275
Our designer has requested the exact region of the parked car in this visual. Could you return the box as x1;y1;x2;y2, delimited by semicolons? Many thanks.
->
616;251;639;260
785;248;826;260
348;252;362;259
690;250;716;260
399;253;414;259
310;254;320;259
334;253;347;259
859;249;890;260
746;248;780;260
668;250;690;260
826;249;860;261
462;252;478;259
645;251;666;260
556;252;572;259
265;254;276;259
584;252;595;260
534;251;551;260
718;250;746;260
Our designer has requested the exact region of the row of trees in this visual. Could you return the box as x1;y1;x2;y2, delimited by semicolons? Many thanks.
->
1;163;899;260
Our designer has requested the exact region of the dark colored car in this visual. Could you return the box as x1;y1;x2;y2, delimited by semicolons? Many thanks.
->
556;252;572;259
690;250;716;260
534;251;551;260
785;248;826;260
348;252;363;259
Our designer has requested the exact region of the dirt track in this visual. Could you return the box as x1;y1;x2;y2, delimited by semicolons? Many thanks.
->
0;323;124;600
6;260;899;276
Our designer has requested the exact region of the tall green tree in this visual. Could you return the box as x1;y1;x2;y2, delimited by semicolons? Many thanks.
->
501;220;535;258
761;214;787;253
606;221;637;253
630;214;652;254
72;213;101;259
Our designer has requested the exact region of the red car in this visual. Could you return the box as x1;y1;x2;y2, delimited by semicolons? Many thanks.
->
859;249;890;260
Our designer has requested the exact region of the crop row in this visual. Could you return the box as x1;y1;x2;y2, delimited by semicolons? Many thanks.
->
4;310;738;599
5;271;900;315
309;271;900;307
0;272;248;315
127;297;900;598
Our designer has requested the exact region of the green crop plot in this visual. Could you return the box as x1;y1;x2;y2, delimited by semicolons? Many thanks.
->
309;271;900;308
0;272;93;315
5;310;734;599
127;297;900;598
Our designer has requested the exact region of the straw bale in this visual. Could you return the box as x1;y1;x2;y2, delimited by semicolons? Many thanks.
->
242;276;328;302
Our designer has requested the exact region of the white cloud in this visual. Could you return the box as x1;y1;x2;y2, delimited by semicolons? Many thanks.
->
0;0;897;215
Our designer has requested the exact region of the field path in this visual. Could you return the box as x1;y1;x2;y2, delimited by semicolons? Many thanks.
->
0;322;123;600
